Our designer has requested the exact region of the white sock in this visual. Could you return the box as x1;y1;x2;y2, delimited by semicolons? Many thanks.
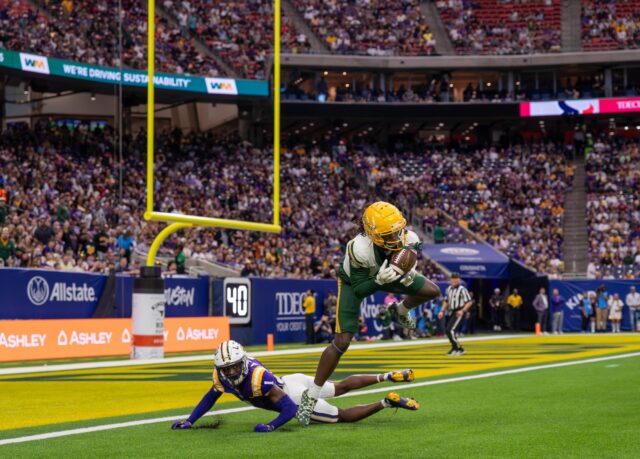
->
307;383;322;400
396;301;409;316
590;322;595;333
381;398;391;408
323;382;336;398
379;372;393;382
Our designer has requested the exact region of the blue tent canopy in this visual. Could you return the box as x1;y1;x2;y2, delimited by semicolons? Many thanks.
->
423;243;510;279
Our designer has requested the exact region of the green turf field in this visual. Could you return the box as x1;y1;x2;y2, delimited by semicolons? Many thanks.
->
1;335;639;458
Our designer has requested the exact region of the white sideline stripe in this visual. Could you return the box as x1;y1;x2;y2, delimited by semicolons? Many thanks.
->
1;351;639;446
0;334;521;375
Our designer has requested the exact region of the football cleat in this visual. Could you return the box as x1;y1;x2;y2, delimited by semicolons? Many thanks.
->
446;348;457;356
388;369;415;383
385;392;420;411
296;389;317;426
455;348;465;356
388;303;416;329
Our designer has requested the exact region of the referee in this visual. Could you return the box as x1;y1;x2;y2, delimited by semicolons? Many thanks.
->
438;273;472;355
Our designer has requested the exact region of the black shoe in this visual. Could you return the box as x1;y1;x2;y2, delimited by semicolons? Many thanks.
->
455;348;465;355
446;348;457;356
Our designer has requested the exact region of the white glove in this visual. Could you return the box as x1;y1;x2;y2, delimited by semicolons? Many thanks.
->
400;261;418;287
375;260;401;285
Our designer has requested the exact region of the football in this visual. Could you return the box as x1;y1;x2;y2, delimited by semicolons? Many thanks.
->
389;249;417;275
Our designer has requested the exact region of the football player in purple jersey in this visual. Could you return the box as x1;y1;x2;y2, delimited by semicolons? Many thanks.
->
171;340;419;432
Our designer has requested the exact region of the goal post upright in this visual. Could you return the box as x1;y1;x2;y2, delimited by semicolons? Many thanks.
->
273;0;281;228
146;0;155;219
143;0;282;267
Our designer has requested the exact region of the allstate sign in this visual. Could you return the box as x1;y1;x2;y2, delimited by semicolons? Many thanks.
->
27;276;49;306
0;269;105;319
26;275;97;306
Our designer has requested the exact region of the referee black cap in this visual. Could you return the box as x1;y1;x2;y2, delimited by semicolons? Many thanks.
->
450;272;460;279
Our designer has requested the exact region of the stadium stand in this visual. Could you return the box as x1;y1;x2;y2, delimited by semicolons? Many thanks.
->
585;137;640;279
261;0;434;56
0;0;223;76
347;140;574;275
582;0;640;51
435;0;562;54
167;0;311;79
0;124;446;280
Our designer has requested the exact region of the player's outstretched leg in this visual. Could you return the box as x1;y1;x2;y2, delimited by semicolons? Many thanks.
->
337;393;420;423
333;369;415;396
297;331;353;426
389;278;440;329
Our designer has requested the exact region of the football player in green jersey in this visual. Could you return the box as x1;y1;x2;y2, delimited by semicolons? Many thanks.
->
296;201;440;425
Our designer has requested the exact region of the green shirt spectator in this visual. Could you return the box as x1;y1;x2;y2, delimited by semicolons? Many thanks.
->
0;228;16;263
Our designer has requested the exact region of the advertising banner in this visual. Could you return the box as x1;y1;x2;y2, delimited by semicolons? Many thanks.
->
548;279;640;332
116;275;209;318
520;97;640;118
0;48;268;97
247;278;448;344
0;269;209;319
0;317;229;361
422;244;510;278
0;269;106;319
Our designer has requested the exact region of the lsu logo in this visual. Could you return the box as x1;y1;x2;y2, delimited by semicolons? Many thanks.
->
205;77;238;95
27;276;50;306
19;53;50;75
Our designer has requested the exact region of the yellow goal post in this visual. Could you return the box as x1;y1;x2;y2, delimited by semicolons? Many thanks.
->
144;0;282;266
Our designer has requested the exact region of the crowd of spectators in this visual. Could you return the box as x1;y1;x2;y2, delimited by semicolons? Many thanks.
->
585;136;640;279
582;0;640;51
166;0;311;80
292;0;435;56
436;0;562;55
0;123;445;280
4;122;639;281
0;0;223;77
347;139;574;275
5;0;640;86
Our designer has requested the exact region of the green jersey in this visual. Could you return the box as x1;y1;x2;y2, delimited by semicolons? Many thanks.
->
337;230;421;299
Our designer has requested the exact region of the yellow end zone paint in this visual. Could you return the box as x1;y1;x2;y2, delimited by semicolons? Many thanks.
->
1;335;638;431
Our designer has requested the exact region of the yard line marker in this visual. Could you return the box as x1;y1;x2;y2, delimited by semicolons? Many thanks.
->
0;334;521;375
1;350;638;446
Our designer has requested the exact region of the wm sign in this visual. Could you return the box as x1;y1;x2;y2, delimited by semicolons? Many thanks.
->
205;77;238;95
19;53;50;74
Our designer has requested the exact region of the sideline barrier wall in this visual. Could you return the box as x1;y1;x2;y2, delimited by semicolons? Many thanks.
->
549;279;640;332
228;278;449;344
0;269;209;319
0;317;229;361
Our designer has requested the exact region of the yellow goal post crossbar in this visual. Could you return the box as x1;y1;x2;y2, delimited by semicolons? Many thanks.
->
144;0;281;265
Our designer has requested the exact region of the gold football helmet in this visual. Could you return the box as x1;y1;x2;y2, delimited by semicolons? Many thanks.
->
362;201;407;251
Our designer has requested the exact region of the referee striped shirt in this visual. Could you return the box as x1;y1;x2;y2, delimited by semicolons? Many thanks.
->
444;284;471;311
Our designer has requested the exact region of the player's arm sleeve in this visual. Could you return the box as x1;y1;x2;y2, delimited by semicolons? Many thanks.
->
350;265;380;298
264;385;297;430
186;388;222;424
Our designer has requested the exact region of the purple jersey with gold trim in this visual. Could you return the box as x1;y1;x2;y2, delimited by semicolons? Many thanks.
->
212;357;284;411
